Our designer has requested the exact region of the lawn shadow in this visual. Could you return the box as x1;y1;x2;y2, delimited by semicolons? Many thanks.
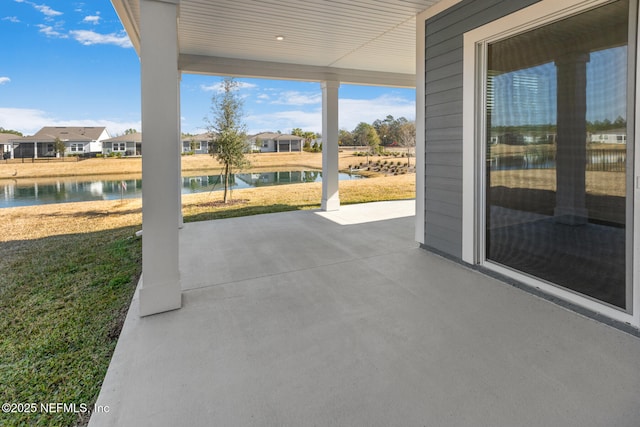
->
184;202;319;223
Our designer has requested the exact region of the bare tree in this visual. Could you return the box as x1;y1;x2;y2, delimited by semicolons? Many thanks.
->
398;121;416;167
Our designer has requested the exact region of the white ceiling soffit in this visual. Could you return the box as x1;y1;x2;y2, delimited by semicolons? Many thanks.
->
111;0;442;87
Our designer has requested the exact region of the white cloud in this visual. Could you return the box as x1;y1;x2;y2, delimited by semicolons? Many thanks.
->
3;16;20;23
243;94;415;135
83;15;100;25
201;81;258;93
16;1;62;18
37;24;67;38
0;107;140;136
271;91;321;106
69;30;132;48
339;95;415;131
0;77;10;85
34;4;62;17
246;110;322;135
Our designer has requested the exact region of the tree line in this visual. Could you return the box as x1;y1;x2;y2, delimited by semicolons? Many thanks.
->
339;115;416;153
491;116;627;135
290;115;416;154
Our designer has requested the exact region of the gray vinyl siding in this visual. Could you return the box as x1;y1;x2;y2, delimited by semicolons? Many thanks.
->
423;0;540;258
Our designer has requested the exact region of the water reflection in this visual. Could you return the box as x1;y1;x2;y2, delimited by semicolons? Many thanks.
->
1;170;363;208
489;147;626;171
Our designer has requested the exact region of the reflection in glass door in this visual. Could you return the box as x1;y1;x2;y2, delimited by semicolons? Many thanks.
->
485;0;631;309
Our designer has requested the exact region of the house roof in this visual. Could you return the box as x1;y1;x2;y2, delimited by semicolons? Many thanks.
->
37;126;107;141
103;132;143;143
0;133;19;143
182;133;211;142
275;134;304;141
16;126;108;143
250;132;303;141
111;0;445;87
250;132;281;141
591;128;627;135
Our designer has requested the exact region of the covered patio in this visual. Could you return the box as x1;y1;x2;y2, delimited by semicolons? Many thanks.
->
109;0;436;317
89;201;640;426
97;0;640;424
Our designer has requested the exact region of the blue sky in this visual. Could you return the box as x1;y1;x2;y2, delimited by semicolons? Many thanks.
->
0;0;416;137
491;47;627;127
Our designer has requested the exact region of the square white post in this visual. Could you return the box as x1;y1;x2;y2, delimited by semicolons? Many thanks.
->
321;81;340;211
138;0;182;316
415;11;426;244
554;52;589;225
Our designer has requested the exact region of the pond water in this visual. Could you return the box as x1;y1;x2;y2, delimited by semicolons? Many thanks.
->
0;170;363;208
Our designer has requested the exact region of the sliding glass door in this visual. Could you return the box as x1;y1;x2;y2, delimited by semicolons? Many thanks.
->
484;0;632;310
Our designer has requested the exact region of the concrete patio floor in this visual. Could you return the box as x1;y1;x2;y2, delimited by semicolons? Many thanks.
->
89;200;640;427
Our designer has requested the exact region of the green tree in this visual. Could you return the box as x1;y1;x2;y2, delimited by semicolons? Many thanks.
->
0;127;23;136
613;115;626;129
373;115;409;146
353;122;381;154
292;128;319;151
124;128;138;135
205;77;250;203
53;137;66;157
339;129;354;146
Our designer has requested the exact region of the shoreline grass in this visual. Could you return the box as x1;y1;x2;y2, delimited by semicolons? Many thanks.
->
0;151;412;181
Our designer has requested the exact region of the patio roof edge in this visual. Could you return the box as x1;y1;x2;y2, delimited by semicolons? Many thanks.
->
111;0;141;54
178;53;416;88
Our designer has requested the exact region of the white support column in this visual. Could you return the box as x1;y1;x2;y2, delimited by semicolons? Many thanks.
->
138;0;182;316
321;81;340;211
33;142;38;159
415;11;426;245
178;71;184;229
554;52;589;225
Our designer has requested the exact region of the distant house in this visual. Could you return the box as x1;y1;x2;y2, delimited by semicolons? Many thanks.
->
102;132;143;156
249;132;304;152
489;131;556;145
0;133;17;159
182;133;211;154
8;127;109;159
589;128;627;144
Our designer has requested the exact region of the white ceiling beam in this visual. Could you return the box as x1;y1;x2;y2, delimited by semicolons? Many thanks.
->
178;54;416;88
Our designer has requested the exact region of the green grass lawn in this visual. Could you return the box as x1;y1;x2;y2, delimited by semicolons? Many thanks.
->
0;227;141;427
